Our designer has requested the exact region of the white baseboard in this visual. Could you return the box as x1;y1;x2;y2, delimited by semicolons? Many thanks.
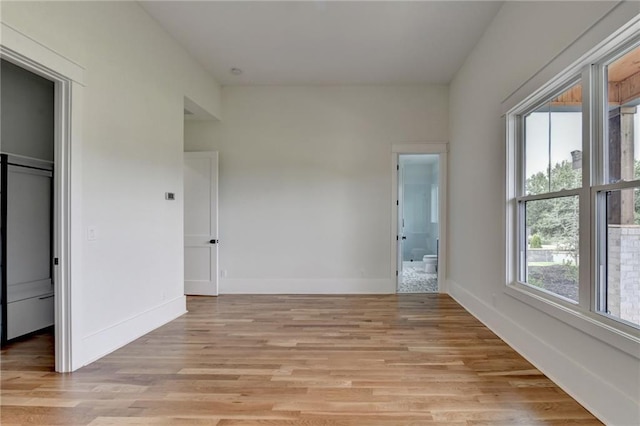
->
219;278;394;294
80;296;187;368
185;281;217;296
447;279;638;426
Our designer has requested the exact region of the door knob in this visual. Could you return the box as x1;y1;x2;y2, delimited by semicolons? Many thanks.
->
210;239;218;244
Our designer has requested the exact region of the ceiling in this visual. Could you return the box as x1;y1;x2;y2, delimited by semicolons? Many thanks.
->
140;1;503;86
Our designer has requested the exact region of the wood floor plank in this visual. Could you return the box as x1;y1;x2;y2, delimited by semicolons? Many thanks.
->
1;294;601;425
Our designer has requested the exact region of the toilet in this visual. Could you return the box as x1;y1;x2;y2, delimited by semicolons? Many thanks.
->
423;255;438;273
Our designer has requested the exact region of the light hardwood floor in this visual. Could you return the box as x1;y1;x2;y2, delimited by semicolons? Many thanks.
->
1;295;601;425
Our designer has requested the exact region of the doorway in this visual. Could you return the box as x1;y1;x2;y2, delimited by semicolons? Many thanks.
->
1;30;81;371
397;154;439;293
182;98;220;298
392;144;447;294
1;60;55;345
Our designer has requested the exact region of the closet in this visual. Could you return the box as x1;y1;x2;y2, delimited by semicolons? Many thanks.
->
1;59;55;343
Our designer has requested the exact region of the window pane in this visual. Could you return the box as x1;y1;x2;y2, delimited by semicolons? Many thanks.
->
601;187;640;327
524;196;579;302
524;82;583;195
606;45;640;183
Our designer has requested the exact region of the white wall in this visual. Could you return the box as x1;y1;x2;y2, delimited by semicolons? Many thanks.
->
1;1;221;368
449;2;639;424
185;85;448;294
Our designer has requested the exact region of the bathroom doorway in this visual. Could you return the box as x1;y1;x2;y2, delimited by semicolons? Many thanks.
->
395;152;444;293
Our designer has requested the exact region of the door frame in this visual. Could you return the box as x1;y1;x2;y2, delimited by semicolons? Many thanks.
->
391;143;448;293
1;23;85;372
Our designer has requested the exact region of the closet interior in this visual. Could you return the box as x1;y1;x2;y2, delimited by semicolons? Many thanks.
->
1;59;55;344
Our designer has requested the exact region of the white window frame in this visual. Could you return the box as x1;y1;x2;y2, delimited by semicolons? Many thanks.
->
505;19;640;358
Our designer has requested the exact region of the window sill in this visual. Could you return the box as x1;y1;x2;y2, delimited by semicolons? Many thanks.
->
505;282;640;359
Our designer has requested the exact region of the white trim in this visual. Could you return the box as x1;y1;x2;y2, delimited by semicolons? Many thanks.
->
449;279;639;426
591;180;640;192
219;279;393;295
391;143;448;294
391;154;400;288
1;24;85;372
81;296;186;367
1;23;86;86
438;151;448;293
184;281;219;296
516;188;582;203
504;283;639;358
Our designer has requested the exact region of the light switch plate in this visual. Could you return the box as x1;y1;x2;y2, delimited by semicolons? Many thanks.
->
165;192;175;200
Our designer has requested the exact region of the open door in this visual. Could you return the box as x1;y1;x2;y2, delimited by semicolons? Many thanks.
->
396;154;440;293
184;151;218;296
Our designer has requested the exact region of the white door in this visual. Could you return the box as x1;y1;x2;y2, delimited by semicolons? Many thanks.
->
184;151;218;296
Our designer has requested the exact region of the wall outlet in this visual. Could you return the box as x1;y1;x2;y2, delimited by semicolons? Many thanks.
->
220;269;227;278
87;226;97;241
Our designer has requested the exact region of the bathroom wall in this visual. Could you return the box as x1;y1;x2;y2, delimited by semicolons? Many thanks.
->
401;159;439;260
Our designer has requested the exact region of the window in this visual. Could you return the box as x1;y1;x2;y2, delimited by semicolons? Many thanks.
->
519;81;583;303
524;82;583;196
508;30;640;334
599;187;640;326
596;45;640;328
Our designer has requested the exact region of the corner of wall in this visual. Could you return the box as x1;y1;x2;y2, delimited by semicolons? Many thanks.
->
79;296;187;368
